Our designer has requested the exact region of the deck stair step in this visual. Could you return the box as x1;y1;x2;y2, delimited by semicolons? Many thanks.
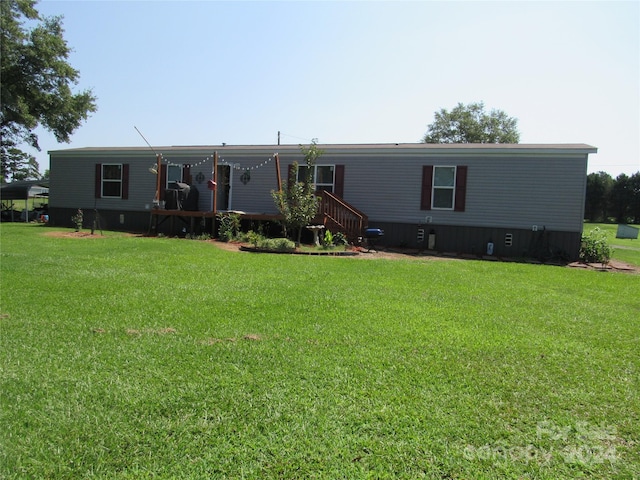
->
315;190;368;243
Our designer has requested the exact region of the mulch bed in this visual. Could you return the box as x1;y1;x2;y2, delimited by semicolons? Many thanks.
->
239;245;359;256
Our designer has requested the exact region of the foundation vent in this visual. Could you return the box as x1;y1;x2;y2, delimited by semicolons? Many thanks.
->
505;233;513;247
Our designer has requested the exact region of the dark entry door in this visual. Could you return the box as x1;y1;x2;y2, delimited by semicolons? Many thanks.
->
216;164;231;211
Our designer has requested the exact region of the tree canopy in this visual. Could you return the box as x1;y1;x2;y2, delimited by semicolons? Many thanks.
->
585;171;614;222
1;0;97;182
422;102;520;144
585;171;640;223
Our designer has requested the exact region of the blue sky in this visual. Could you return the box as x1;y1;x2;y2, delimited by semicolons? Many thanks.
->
33;0;639;176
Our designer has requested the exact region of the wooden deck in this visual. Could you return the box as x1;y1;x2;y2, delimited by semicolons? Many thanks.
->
149;209;213;235
149;205;367;239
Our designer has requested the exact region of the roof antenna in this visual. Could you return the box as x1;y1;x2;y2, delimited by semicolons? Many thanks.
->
134;126;159;156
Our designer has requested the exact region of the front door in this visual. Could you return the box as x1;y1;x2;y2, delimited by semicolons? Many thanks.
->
215;164;231;211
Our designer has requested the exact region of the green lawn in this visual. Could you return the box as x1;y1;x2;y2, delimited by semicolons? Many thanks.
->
583;222;640;266
1;224;638;479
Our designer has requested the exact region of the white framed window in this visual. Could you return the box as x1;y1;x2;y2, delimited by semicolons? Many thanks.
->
101;164;123;198
167;164;182;187
432;166;456;209
297;164;335;193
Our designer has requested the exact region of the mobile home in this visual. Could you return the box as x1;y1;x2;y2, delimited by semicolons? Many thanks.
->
48;143;596;260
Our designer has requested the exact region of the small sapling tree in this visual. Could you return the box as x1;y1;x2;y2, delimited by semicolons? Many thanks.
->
272;141;322;246
71;208;83;231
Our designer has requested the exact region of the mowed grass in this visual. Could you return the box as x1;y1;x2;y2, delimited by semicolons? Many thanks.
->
583;222;640;266
1;224;638;479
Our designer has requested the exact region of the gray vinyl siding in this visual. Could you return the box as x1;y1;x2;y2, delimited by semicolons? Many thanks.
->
49;157;94;208
50;155;157;212
441;154;587;232
50;153;215;213
339;153;421;224
221;154;282;213
270;153;589;233
473;155;588;232
334;153;588;233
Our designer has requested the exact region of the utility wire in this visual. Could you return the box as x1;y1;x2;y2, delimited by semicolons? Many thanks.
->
134;126;159;156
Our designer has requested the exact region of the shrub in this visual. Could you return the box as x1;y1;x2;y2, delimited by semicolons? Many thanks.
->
333;231;348;246
246;230;264;248
258;237;295;252
321;229;334;248
579;227;613;264
186;233;211;241
243;231;295;251
217;212;241;242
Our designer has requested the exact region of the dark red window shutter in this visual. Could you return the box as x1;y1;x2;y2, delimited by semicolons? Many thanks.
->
334;165;345;197
122;164;130;199
95;163;102;198
183;164;191;184
420;165;433;210
454;166;467;212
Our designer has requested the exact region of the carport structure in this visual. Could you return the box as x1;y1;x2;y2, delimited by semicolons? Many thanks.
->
0;180;49;222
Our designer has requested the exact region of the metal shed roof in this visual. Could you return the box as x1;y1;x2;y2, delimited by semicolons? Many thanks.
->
0;180;49;201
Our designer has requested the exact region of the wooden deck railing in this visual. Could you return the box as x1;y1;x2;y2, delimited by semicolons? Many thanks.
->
318;190;368;242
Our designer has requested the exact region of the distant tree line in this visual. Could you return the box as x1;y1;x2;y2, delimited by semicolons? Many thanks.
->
585;171;640;224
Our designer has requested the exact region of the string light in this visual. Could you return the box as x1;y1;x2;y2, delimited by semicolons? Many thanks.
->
159;154;214;169
159;154;277;171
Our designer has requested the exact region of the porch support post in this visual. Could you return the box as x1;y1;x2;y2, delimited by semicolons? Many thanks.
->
212;151;218;236
274;153;282;192
155;154;163;204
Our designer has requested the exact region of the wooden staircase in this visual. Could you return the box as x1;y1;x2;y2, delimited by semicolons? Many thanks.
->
316;190;368;243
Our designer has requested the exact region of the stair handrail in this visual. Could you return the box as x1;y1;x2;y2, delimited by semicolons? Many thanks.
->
319;190;368;241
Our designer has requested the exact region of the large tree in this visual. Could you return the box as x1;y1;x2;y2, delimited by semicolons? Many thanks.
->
629;172;640;224
422;102;520;144
585;171;613;222
584;171;640;223
609;173;634;223
1;0;97;183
